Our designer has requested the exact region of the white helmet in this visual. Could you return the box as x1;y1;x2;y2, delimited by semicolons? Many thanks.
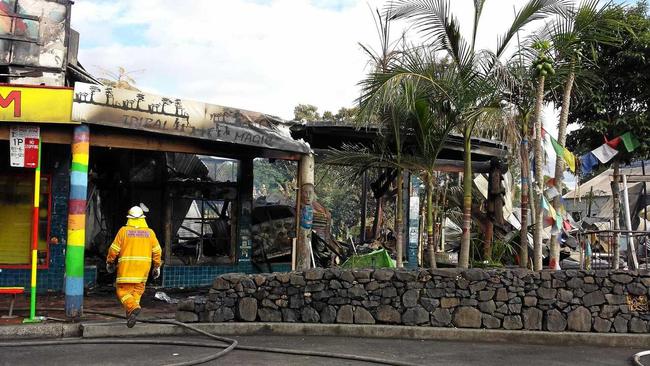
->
127;206;145;219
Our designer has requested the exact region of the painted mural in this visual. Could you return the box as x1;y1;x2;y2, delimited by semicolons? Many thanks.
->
71;82;310;154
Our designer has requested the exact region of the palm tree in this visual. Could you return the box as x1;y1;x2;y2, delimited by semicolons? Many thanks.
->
388;0;565;268
529;39;554;271
357;8;407;267
136;93;145;110
501;54;537;268
104;87;113;105
175;99;183;115
89;86;100;103
161;98;172;114
543;0;623;269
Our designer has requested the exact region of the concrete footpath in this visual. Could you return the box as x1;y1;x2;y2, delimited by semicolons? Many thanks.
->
2;320;650;348
80;321;650;348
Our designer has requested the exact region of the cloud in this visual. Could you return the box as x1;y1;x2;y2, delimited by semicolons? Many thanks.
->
71;0;557;120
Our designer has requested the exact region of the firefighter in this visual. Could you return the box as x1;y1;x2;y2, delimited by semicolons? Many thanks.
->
106;206;162;328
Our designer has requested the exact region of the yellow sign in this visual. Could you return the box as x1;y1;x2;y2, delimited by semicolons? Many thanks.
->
0;85;75;123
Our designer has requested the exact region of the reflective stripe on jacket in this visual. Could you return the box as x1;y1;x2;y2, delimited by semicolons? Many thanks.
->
107;226;162;283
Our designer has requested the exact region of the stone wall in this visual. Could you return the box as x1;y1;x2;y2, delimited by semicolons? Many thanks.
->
175;268;650;333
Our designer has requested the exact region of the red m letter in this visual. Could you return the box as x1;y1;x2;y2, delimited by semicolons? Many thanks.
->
0;90;21;117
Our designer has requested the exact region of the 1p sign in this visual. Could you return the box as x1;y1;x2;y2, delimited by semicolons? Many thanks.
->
10;125;40;168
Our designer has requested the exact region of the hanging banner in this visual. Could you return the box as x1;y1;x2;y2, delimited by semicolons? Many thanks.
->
9;125;40;168
71;82;310;153
0;85;74;123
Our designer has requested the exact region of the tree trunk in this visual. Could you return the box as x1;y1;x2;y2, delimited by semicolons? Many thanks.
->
484;222;494;261
519;115;530;268
548;70;575;270
426;173;437;269
395;169;404;268
611;160;621;269
371;196;383;240
459;129;473;269
533;75;546;271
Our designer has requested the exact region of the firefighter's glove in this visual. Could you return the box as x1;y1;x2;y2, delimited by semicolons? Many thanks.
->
152;267;161;279
106;262;116;274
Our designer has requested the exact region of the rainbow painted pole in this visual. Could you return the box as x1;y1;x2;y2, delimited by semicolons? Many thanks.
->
24;139;42;322
65;125;89;319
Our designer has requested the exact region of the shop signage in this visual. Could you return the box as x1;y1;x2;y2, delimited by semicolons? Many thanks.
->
0;85;74;123
10;125;40;168
71;82;310;153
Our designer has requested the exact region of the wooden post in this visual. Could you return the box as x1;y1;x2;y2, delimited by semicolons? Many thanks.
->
163;188;173;265
360;171;368;243
237;158;254;265
611;160;621;269
622;175;639;270
296;154;314;270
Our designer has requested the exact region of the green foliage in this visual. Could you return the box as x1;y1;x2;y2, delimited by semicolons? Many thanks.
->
471;237;517;268
253;159;297;203
322;111;334;120
293;104;321;122
315;165;363;239
566;1;650;160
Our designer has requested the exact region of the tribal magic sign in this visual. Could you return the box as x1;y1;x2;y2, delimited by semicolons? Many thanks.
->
0;85;75;123
71;82;310;154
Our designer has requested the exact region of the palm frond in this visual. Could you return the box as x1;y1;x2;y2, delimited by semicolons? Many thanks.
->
471;0;486;50
388;0;473;69
495;0;570;59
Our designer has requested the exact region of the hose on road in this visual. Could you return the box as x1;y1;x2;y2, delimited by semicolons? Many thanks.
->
633;350;650;366
2;307;423;366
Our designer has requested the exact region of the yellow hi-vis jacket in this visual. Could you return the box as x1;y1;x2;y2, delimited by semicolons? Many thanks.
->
107;223;162;284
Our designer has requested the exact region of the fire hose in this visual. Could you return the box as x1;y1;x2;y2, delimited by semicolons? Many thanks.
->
633;351;650;366
2;307;424;366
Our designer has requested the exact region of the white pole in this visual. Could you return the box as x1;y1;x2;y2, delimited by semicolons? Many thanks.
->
622;175;639;270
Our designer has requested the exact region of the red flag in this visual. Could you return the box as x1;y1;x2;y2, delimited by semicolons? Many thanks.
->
545;177;556;187
606;136;621;148
563;220;572;231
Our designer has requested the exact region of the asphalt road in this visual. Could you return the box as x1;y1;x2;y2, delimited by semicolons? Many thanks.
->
0;335;643;366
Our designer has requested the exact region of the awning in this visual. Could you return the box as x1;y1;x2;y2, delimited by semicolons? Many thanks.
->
71;82;310;154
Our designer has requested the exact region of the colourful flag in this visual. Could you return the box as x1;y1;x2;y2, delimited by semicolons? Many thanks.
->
546;131;576;172
550;135;565;156
540;195;550;210
555;213;563;231
620;132;641;152
541;195;556;218
580;152;598;175
545;177;556;187
545;186;559;199
563;147;576;173
544;216;554;227
606;136;621;149
591;143;618;163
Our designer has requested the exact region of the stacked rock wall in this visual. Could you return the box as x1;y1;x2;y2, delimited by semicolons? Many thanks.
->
175;268;650;333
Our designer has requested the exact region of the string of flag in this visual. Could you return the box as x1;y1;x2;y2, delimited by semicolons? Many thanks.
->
530;130;641;269
540;129;641;176
580;132;640;175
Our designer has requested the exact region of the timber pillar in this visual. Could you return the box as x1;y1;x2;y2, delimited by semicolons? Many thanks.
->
296;154;314;270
